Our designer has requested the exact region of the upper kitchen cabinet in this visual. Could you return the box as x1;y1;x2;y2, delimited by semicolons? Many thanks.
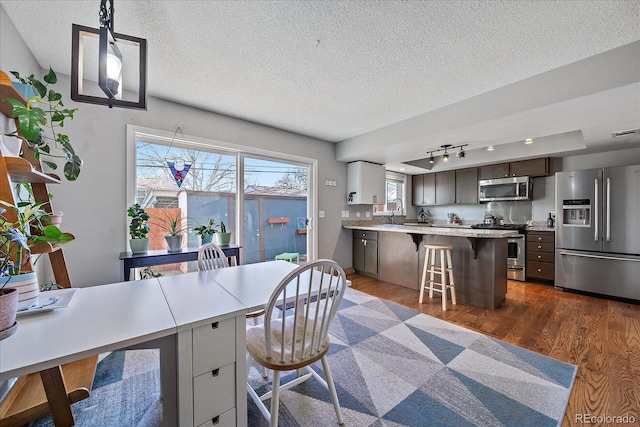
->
479;158;550;179
435;170;456;205
434;168;478;205
347;161;386;205
454;167;478;204
412;173;435;206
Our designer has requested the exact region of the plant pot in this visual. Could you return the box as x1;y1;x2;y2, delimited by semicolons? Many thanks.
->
2;271;39;311
0;287;19;338
215;232;231;246
0;135;22;157
129;238;150;254
200;234;213;245
165;235;183;253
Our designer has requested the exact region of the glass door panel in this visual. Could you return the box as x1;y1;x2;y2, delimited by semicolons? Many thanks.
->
243;156;310;264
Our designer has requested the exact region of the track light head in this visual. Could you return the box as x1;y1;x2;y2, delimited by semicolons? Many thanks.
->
457;147;465;158
443;151;449;161
429;153;435;164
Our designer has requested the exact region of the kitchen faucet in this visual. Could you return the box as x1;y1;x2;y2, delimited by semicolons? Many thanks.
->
390;198;404;224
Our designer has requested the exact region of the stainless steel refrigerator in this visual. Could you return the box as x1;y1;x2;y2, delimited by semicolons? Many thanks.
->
555;164;640;301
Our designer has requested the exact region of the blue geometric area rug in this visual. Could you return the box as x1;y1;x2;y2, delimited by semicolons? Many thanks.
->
247;287;577;427
28;350;162;427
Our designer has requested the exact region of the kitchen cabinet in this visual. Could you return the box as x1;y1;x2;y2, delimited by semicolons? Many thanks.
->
412;173;435;206
526;230;555;282
347;161;386;205
352;230;378;276
435;170;456;205
434;168;478;205
454;168;478;204
479;158;550;179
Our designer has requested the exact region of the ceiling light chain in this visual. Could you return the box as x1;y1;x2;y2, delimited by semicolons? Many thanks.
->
426;144;468;162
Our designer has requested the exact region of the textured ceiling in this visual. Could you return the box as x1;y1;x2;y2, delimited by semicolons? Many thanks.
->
1;0;639;172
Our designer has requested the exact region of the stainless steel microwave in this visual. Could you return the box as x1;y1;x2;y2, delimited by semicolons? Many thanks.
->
478;176;531;202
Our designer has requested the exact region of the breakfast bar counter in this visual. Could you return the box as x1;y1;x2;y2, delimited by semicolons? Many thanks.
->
344;224;518;309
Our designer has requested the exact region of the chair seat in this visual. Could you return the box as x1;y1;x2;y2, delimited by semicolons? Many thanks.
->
247;315;330;371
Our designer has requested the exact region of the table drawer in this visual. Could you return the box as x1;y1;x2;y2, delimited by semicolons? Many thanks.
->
527;251;554;263
193;317;236;376
193;363;236;426
527;232;554;244
527;261;555;281
527;241;554;253
197;407;236;427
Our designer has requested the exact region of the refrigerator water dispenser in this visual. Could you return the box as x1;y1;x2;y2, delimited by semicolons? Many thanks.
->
562;199;591;226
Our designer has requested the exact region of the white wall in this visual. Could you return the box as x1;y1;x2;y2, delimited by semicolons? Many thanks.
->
0;7;351;286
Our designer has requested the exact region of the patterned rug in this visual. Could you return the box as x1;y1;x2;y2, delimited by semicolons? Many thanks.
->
247;287;577;427
28;288;577;426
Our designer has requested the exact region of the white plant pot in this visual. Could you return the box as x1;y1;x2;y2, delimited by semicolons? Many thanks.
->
165;235;183;253
2;271;39;310
0;135;22;158
129;238;150;254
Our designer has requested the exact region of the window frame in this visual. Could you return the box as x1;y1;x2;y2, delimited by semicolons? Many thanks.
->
373;171;407;216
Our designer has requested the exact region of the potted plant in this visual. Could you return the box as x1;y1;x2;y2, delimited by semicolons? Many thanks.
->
215;221;231;246
127;203;150;254
193;218;218;245
0;203;73;311
3;68;82;181
151;210;188;253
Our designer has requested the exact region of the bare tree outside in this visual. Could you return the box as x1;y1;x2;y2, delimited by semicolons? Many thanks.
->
274;167;308;190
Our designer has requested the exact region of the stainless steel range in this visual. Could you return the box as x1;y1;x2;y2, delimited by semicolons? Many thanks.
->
471;223;527;281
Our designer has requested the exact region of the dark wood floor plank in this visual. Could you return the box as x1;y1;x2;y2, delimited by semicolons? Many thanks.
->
347;273;640;427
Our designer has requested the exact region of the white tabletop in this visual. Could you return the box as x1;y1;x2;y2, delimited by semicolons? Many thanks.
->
0;279;176;380
158;270;248;331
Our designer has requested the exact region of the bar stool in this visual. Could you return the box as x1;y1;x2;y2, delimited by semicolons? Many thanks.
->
419;245;456;310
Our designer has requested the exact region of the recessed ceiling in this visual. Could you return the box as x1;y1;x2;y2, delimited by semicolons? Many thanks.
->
1;1;639;173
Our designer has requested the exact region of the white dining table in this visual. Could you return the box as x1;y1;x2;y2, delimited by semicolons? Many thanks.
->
0;260;348;426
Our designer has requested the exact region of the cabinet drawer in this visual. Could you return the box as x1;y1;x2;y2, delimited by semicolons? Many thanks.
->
352;230;378;240
197;407;236;427
527;241;554;253
193;317;236;376
527;251;554;263
526;232;554;244
528;261;555;281
193;363;236;426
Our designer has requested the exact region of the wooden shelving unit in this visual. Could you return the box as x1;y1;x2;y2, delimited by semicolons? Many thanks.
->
0;78;97;427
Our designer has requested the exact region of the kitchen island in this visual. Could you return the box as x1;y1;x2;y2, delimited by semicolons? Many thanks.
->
345;224;519;309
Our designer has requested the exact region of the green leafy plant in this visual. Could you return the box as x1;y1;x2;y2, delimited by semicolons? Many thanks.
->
0;203;73;277
140;267;162;279
4;68;82;181
219;221;227;233
151;211;189;236
127;203;150;239
193;218;219;239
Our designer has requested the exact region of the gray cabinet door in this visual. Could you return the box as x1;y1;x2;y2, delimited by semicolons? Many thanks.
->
353;238;365;272
455;168;478;204
364;240;378;275
423;173;436;205
479;163;510;179
412;174;425;205
435;171;456;205
510;158;549;177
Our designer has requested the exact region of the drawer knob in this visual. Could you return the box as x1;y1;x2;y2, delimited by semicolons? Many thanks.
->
537;268;542;272
537;237;543;241
211;368;219;377
537;245;542;249
537;255;542;259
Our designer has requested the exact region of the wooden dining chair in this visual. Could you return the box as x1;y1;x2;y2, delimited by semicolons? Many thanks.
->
246;259;347;426
197;242;230;270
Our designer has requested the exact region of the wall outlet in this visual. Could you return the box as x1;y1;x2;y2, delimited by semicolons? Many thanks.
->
365;211;370;218
319;210;325;218
324;180;337;187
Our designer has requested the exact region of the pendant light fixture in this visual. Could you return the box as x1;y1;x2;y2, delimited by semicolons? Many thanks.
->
71;0;147;109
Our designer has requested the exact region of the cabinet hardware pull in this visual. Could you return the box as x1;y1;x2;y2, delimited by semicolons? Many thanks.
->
212;368;219;377
211;322;218;329
537;245;542;249
537;255;542;259
537;269;542;272
538;237;542;241
211;416;219;425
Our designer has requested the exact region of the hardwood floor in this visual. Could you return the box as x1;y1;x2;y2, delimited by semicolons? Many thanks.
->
347;273;640;426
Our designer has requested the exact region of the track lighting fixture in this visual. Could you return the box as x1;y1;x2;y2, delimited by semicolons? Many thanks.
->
425;144;468;163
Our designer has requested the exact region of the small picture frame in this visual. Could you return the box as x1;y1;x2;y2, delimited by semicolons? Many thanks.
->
297;218;306;229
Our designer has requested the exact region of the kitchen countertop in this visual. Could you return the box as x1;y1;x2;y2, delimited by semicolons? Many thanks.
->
527;226;556;232
343;223;520;238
